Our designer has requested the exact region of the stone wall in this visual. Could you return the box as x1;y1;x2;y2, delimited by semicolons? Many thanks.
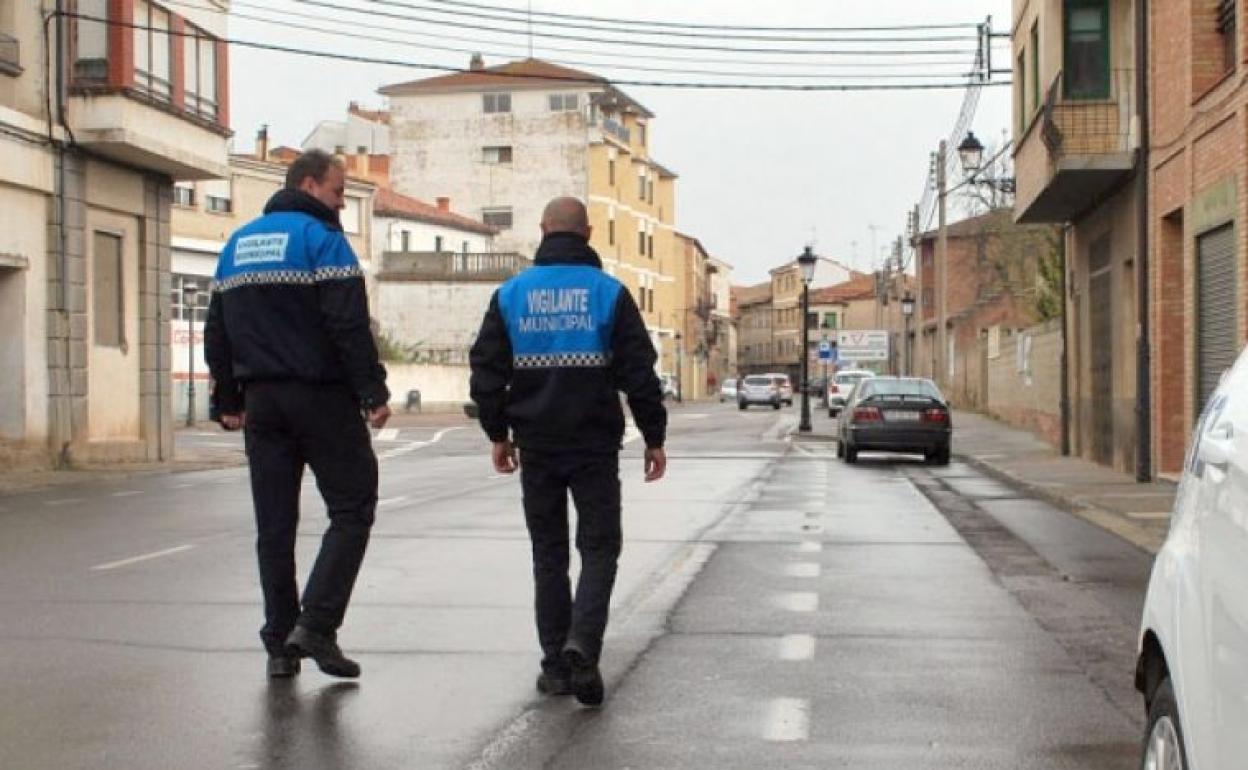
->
985;318;1063;448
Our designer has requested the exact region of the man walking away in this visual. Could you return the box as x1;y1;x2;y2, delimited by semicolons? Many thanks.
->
469;197;667;706
205;149;391;679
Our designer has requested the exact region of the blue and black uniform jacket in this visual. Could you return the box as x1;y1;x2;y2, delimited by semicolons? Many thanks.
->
469;232;666;452
204;190;389;418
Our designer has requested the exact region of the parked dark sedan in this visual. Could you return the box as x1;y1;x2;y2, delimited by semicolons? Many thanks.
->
836;376;951;465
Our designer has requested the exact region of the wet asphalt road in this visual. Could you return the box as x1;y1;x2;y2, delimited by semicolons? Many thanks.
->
0;403;1154;769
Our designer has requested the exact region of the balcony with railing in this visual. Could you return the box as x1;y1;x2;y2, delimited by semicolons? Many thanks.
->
378;251;529;282
1015;68;1138;223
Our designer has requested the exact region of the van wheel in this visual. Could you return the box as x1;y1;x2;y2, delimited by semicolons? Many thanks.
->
1142;678;1188;770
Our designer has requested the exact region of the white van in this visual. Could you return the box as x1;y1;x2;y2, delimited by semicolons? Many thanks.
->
1135;345;1248;770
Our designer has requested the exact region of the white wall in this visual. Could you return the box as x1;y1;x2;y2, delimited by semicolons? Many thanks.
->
377;281;497;350
303;114;391;155
385;363;471;406
372;215;493;261
388;87;593;257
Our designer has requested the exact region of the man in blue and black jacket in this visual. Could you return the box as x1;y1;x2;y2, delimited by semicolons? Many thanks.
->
470;197;667;707
205;150;389;680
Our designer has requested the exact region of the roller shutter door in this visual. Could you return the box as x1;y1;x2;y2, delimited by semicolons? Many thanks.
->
1197;223;1237;413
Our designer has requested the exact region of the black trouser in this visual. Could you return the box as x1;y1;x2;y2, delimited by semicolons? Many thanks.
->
519;449;622;670
243;381;378;654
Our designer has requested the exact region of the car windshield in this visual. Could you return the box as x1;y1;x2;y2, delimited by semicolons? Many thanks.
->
743;376;772;386
858;379;943;401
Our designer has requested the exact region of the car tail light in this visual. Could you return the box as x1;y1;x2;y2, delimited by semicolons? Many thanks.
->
921;408;948;423
853;406;882;422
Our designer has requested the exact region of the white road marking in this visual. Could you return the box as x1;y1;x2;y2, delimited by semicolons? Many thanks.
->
778;634;817;661
92;544;197;571
373;428;399;442
623;425;642;445
786;562;822;579
111;490;143;498
763;697;811;742
798;541;823;553
378;495;409;508
378;426;464;460
44;498;83;507
774;592;819;612
681;413;710;420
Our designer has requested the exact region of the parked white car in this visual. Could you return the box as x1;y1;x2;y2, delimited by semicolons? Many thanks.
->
1135;345;1248;770
718;378;738;402
826;369;875;416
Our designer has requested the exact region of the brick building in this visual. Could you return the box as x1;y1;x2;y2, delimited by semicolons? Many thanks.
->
1148;0;1247;476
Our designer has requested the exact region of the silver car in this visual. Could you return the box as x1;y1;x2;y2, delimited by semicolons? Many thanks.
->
737;375;781;410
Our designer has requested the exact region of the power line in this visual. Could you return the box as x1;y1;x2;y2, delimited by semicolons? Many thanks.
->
335;0;981;43
316;0;980;56
415;0;981;33
196;1;981;81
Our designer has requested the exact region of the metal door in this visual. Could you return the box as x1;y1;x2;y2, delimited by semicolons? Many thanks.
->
1197;224;1237;414
1089;236;1113;466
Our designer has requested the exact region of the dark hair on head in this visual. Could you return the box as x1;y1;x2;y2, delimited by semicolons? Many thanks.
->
285;149;341;190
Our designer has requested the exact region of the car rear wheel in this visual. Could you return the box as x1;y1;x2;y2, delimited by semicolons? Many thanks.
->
772;402;780;410
844;443;858;464
835;440;844;458
927;443;950;466
738;401;747;411
1141;678;1187;770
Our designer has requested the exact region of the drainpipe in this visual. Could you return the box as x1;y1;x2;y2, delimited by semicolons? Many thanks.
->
1134;0;1152;482
1059;226;1070;456
53;0;74;466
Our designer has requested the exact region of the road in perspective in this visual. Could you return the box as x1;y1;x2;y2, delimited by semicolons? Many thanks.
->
0;403;1152;769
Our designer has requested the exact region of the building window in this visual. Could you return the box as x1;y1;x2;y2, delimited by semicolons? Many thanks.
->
483;92;512;114
647;234;654;257
647;288;654;312
637;285;645;310
1030;21;1040;114
400;230;410;252
638;230;647;256
638;122;647;146
170;273;208;323
1016;50;1026;134
608;159;615;186
1064;0;1110;99
1218;0;1237;73
133;0;172;102
434;235;444;252
342;197;362;235
185;26;218;121
93;232;124;348
648;178;655;204
638;173;647;200
203;178;232;214
549;93;579;111
482;145;513;164
173;183;195;208
608;218;615;245
482;207;513;229
73;0;109;81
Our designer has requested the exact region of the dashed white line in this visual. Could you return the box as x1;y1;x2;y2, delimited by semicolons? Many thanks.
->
786;562;822;579
44;498;83;507
778;634;817;661
92;544;197;571
774;592;819;613
798;541;823;553
111;490;143;498
373;428;399;442
378;495;409;508
763;697;811;742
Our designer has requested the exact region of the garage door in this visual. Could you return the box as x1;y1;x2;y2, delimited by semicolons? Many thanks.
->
1197;223;1238;413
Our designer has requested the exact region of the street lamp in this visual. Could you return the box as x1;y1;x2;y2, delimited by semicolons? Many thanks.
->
183;280;199;427
901;291;915;377
797;245;817;433
956;131;1016;194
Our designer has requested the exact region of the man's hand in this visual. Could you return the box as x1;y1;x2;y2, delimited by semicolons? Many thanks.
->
220;412;245;431
367;404;392;429
644;447;666;482
492;440;518;474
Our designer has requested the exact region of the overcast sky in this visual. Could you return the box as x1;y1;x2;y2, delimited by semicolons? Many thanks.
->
222;0;1012;284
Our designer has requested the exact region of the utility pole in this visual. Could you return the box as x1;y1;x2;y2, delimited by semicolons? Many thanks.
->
936;140;949;389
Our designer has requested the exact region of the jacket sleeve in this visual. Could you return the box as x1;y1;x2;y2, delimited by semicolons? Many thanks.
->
469;291;512;442
203;288;243;418
609;289;667;449
314;233;390;410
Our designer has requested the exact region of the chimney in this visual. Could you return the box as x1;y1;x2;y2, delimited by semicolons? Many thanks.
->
256;124;269;160
436;196;450;212
469;53;485;71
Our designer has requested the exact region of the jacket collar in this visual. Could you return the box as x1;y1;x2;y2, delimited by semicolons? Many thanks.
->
534;232;602;268
263;189;343;232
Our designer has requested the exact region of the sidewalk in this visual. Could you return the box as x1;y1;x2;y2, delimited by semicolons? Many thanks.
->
948;410;1175;554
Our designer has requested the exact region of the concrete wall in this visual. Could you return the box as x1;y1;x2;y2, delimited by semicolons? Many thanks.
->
385;363;471;408
986;318;1064;448
377;281;497;352
389;88;593;257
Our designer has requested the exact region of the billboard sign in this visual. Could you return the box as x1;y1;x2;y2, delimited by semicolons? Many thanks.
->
836;330;889;361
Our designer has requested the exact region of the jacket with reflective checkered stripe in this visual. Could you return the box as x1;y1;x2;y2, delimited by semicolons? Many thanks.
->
469;232;666;453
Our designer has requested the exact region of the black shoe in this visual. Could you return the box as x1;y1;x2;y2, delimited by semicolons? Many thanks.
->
536;670;573;696
267;654;301;679
563;646;604;706
285;626;361;678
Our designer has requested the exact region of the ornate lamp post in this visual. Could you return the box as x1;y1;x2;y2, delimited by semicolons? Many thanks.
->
797;246;817;432
901;292;915;376
183;280;200;427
